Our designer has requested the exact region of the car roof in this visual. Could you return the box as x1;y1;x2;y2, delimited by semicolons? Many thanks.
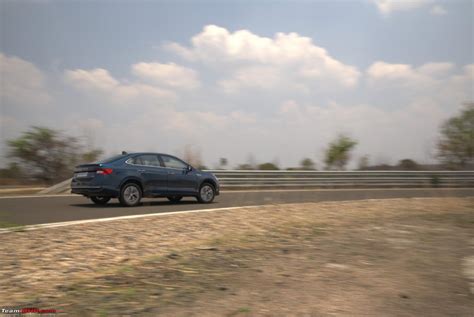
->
124;152;186;161
126;152;174;157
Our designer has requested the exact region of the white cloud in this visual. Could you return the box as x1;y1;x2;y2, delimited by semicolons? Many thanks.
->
64;68;176;102
229;110;257;124
278;100;301;116
2;19;473;169
442;64;474;101
0;115;22;161
65;68;119;91
269;99;449;166
430;5;447;15
366;61;457;89
366;61;472;108
417;62;454;77
0;53;51;106
218;65;282;93
370;0;433;15
461;64;474;84
10;55;473;168
166;25;360;91
163;109;230;132
131;62;199;89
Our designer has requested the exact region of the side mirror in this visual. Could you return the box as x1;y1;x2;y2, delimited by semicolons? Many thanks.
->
186;165;193;172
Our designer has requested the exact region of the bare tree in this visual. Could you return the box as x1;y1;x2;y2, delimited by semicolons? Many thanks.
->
219;157;228;169
357;155;370;170
182;144;204;169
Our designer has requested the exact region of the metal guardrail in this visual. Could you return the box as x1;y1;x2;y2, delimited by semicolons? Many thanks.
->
211;170;474;189
39;170;474;195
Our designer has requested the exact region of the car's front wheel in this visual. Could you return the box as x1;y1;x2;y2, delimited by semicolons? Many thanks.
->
167;196;183;203
197;183;215;203
119;183;142;207
90;196;111;205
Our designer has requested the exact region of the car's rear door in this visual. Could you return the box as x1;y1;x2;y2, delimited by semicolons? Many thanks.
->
159;154;198;194
129;154;167;195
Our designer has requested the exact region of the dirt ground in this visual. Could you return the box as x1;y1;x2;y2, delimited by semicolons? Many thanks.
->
1;197;473;316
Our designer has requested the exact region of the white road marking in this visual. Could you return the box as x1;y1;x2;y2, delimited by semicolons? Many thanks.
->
462;256;474;295
0;187;471;199
0;196;466;234
0;194;77;199
222;188;474;193
0;204;269;233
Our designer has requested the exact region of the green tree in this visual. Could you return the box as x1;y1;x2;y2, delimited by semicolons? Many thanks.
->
257;162;279;170
236;163;254;170
0;162;23;179
324;134;357;170
299;158;316;170
398;159;419;170
81;149;103;163
437;103;474;168
7;126;102;183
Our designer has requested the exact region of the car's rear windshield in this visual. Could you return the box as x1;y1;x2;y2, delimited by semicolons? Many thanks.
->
99;154;127;164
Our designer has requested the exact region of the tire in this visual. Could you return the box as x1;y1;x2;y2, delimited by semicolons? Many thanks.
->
119;182;142;207
167;196;183;203
90;196;111;205
197;183;215;203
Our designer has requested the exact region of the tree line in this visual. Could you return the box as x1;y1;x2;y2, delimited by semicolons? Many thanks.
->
1;103;472;184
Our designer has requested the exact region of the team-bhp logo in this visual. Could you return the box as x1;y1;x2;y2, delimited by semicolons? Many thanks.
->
1;307;59;315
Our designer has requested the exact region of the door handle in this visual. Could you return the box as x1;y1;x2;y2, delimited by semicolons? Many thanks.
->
138;169;146;173
168;172;175;175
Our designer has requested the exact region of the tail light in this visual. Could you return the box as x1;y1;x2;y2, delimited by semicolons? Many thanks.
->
96;168;113;175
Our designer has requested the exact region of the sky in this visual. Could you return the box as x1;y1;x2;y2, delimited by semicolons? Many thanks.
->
1;0;473;169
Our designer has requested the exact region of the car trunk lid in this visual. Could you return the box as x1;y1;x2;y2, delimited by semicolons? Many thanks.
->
73;164;101;182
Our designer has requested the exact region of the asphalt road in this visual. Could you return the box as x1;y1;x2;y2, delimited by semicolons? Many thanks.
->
0;188;473;226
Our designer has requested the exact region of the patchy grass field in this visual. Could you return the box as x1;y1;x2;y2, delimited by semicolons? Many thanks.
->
1;198;473;316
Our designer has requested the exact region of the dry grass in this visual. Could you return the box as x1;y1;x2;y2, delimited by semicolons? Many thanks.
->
1;197;473;316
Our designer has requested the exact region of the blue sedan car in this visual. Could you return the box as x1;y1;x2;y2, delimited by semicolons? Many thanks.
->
71;152;219;206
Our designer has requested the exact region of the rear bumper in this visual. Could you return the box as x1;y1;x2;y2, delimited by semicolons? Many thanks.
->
71;186;119;197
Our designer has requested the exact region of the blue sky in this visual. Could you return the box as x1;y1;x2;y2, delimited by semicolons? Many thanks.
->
1;0;473;168
2;1;472;71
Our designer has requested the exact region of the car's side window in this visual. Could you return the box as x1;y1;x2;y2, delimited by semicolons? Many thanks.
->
132;155;161;167
160;155;187;169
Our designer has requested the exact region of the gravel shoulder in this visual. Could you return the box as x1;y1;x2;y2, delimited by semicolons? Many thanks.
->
0;187;44;197
1;197;473;316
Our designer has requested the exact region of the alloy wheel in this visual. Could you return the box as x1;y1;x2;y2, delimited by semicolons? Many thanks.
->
199;184;214;203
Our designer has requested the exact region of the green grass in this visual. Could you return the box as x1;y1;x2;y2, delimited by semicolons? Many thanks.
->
0;220;23;230
228;307;252;316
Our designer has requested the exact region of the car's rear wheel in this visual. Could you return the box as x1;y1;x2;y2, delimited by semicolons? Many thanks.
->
167;196;183;203
119;183;142;207
197;183;215;203
90;196;111;205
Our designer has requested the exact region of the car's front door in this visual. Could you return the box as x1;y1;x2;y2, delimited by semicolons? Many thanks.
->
129;154;167;195
159;154;198;194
